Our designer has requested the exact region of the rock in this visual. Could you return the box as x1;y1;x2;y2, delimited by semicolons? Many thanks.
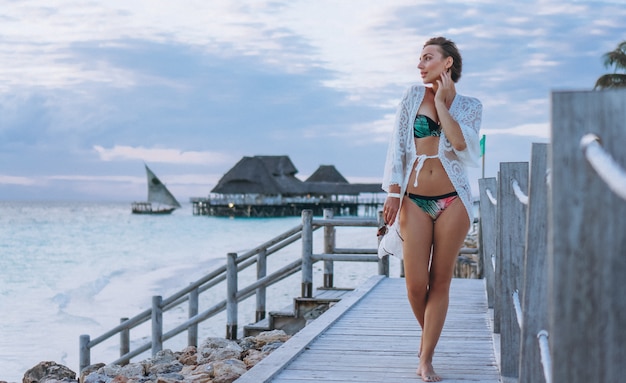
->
210;360;246;383
242;349;266;368
80;363;105;383
183;373;211;383
176;346;197;366
153;372;183;383
146;350;182;376
252;330;290;347
148;350;177;365
197;338;242;364
82;372;109;383
23;361;76;383
235;337;256;353
192;364;213;377
99;363;146;379
260;341;283;353
17;329;293;383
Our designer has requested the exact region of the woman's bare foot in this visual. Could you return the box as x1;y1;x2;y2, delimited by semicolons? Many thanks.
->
416;361;441;382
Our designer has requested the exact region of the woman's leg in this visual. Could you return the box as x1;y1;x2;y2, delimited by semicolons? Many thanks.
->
418;198;470;381
399;198;434;350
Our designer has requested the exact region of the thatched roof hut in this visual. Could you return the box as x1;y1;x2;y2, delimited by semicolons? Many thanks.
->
211;156;305;195
305;165;349;184
211;155;382;197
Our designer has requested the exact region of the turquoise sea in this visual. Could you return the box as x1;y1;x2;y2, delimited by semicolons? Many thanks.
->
0;201;383;382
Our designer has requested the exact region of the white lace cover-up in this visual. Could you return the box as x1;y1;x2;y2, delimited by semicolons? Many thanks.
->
379;84;482;259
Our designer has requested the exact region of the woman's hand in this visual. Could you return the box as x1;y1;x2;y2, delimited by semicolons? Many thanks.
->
435;70;456;108
383;196;401;225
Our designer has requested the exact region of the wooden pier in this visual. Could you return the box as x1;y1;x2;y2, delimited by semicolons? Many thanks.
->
79;89;625;383
190;197;382;217
236;276;500;383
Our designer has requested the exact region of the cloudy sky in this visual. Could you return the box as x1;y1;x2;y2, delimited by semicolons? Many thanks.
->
1;0;625;202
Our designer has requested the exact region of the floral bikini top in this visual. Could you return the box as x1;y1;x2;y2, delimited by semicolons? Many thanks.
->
414;114;441;138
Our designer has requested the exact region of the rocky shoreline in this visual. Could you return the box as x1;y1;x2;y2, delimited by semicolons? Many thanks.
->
2;330;291;383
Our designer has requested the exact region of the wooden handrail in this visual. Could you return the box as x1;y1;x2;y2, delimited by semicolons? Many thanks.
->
79;210;381;372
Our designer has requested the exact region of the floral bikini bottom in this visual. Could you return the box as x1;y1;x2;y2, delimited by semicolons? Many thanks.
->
406;191;459;221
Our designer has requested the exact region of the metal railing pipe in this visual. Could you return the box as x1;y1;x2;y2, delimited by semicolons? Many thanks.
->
512;290;523;329
512;179;529;205
580;133;626;200
537;330;552;383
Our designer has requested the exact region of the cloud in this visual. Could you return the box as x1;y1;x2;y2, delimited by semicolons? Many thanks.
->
93;145;234;165
0;175;38;186
1;0;626;202
482;123;550;139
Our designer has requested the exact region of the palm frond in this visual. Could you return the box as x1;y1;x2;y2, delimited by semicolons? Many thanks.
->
594;74;626;90
602;41;626;71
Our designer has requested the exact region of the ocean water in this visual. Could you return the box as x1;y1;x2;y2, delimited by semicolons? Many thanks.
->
0;201;383;382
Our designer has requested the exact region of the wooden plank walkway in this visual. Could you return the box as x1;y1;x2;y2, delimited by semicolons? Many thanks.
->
236;276;501;382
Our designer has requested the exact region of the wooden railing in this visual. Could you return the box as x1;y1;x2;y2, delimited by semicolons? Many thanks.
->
478;89;626;383
79;209;387;372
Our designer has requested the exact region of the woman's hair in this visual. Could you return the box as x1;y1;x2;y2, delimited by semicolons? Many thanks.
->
424;37;462;83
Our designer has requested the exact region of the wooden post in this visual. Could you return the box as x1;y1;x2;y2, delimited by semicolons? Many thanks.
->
226;252;238;340
151;296;163;356
301;209;313;298
478;177;498;310
79;334;90;373
518;143;549;383
256;249;267;322
498;161;529;379
323;208;335;288
120;317;129;364
188;286;199;347
550;90;626;383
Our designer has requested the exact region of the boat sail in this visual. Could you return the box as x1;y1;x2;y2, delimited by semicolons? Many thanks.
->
132;164;182;214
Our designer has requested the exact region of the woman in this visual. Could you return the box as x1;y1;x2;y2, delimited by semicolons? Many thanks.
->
380;37;482;382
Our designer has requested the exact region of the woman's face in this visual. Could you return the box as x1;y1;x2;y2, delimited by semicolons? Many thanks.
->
417;45;451;85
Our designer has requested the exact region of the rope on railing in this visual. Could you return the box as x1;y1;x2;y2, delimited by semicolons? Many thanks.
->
486;188;497;205
512;289;523;328
512;179;529;205
580;133;626;201
491;253;496;271
537;330;552;383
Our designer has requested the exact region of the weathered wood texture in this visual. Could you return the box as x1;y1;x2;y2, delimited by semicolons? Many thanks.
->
497;162;529;379
550;90;626;383
518;143;549;383
478;177;498;311
237;277;500;383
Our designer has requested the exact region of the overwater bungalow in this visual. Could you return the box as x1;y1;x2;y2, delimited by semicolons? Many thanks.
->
191;155;383;217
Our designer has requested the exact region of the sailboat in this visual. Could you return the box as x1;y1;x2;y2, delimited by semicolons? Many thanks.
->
132;164;182;215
